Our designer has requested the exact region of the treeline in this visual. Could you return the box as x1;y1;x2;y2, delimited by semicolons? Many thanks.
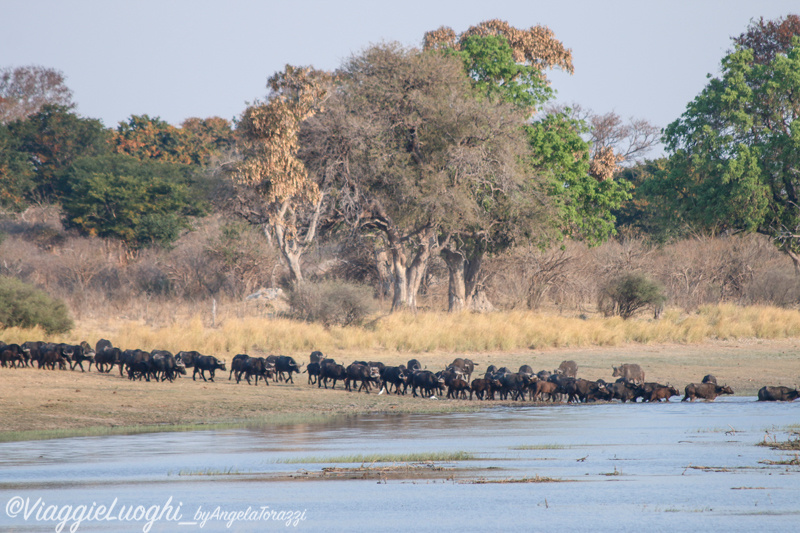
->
1;16;799;330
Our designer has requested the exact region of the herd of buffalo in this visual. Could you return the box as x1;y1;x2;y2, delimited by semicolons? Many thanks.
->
1;339;798;403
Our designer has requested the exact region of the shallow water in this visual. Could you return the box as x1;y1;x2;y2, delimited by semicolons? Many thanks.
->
1;397;798;532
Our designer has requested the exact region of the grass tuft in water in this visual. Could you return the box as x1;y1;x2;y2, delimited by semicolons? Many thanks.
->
757;435;800;451
461;475;563;484
510;444;567;450
178;467;242;476
280;451;474;464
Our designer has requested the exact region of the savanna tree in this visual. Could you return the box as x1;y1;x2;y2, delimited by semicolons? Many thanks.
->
228;65;333;283
301;43;534;311
657;16;800;266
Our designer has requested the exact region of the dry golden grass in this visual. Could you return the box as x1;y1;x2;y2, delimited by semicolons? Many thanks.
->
14;303;800;356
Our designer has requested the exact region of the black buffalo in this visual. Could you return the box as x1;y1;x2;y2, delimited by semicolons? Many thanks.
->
62;343;95;372
306;361;321;385
380;365;408;395
151;351;184;382
409;370;444;398
609;380;639;402
318;361;346;389
192;355;227;382
682;383;734;402
272;355;302;383
345;363;381;393
0;343;24;368
229;354;250;381
757;386;800;402
236;356;271;385
449;358;477;381
446;377;471;399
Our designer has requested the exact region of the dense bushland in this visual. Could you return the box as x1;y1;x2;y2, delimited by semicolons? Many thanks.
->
1;207;798;330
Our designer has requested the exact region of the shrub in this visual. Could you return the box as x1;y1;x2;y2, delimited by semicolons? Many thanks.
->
287;281;377;327
599;272;666;319
0;276;73;333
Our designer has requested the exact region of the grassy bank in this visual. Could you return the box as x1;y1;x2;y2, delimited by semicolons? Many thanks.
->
1;304;799;443
1;336;799;442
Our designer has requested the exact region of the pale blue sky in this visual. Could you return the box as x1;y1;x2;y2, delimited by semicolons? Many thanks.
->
2;0;798;140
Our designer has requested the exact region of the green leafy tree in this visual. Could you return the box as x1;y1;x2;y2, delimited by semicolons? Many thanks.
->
527;111;631;245
61;154;205;249
612;158;686;239
0;123;35;209
6;104;110;202
658;17;800;265
456;34;554;110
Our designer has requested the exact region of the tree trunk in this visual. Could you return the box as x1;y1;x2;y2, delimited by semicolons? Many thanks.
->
442;245;487;312
390;248;408;311
283;249;304;283
405;228;436;310
375;247;393;302
442;249;467;312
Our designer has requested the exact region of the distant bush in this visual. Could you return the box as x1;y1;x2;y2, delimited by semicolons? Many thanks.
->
287;281;377;327
599;273;666;319
0;276;73;333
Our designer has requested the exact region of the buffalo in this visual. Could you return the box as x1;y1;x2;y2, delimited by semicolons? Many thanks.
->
239;356;272;385
21;341;45;367
380;366;408;395
409;370;445;398
38;343;67;370
470;378;498;400
682;383;734;402
609;380;638;403
150;351;184;382
344;363;381;393
192;355;227;382
449;358;476;381
531;380;559;402
318;360;346;389
612;364;645;384
229;354;250;381
94;341;123;373
556;360;578;378
757;386;800;402
271;355;302;383
0;343;24;368
306;361;321;385
126;350;153;381
518;365;534;377
446;378;471;399
647;384;680;402
61;343;95;372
